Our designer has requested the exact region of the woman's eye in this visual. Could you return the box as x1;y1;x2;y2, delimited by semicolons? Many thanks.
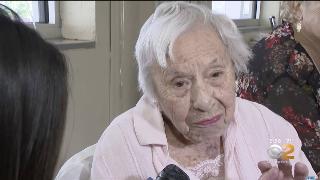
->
172;79;190;88
175;81;185;87
211;72;223;78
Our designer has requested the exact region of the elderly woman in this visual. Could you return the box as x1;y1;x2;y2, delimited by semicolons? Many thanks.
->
237;1;320;174
91;2;317;179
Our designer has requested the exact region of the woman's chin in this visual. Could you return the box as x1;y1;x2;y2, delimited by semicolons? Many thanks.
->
184;126;226;144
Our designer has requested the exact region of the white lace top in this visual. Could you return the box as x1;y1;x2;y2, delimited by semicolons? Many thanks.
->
187;154;224;180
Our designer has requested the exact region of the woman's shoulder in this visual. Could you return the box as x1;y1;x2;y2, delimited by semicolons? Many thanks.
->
91;106;157;179
236;97;278;115
235;97;302;154
235;97;297;136
93;108;138;154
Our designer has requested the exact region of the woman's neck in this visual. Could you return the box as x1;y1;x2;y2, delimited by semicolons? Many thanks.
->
164;120;224;169
295;29;320;73
164;122;224;154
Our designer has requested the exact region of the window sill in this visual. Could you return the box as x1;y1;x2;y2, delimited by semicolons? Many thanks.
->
48;38;96;51
238;26;272;48
238;25;271;33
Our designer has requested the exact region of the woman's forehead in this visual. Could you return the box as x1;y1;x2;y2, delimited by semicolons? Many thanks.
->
171;25;226;62
167;56;222;67
161;57;229;77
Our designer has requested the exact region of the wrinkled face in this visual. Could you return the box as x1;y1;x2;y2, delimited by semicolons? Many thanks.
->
302;1;320;40
151;24;236;143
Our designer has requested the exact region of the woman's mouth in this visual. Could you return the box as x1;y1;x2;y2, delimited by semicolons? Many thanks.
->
193;114;222;127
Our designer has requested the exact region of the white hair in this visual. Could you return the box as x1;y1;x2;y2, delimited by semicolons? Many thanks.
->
135;1;251;99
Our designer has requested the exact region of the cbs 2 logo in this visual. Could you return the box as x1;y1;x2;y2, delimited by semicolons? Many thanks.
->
267;144;295;160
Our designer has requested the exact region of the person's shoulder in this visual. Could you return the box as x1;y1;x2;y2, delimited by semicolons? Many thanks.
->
236;97;295;132
109;108;135;129
236;97;267;126
236;97;299;138
236;97;268;117
92;106;154;179
236;97;275;116
92;107;142;169
94;108;136;152
250;22;296;59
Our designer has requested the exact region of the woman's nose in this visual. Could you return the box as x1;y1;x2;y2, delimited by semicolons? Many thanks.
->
191;86;212;112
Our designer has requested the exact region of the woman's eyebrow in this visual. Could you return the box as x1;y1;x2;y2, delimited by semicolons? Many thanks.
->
209;58;218;65
164;69;192;78
206;58;225;68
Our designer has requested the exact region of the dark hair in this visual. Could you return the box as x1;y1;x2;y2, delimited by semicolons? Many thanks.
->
0;4;68;180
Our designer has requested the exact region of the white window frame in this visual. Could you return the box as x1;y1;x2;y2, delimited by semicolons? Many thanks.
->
26;1;61;39
155;1;262;28
209;1;261;27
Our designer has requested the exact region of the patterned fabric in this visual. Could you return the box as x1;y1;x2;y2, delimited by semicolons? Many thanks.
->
187;154;224;179
237;22;320;172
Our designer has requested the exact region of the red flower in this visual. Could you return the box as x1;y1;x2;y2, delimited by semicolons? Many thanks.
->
282;106;299;122
266;36;280;49
282;106;294;114
305;118;316;129
266;85;273;92
239;91;253;100
282;106;316;131
289;52;297;64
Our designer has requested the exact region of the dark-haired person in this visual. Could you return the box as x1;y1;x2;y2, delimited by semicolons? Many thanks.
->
0;4;68;180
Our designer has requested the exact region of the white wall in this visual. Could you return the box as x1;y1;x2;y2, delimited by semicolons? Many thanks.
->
55;1;110;172
260;1;281;27
60;1;96;41
109;1;155;120
55;1;155;174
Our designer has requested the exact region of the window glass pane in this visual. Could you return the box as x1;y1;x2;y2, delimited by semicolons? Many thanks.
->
0;1;37;22
212;1;256;20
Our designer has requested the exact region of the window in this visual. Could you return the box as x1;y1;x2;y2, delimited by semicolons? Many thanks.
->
212;1;261;27
0;1;61;39
0;1;55;23
212;1;259;19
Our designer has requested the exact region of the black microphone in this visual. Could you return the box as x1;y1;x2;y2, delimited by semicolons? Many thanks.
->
155;164;190;180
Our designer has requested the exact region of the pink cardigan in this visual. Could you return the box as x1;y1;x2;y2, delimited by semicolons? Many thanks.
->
91;96;316;180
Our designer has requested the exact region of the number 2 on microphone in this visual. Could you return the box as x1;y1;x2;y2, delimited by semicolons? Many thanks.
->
281;144;294;160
